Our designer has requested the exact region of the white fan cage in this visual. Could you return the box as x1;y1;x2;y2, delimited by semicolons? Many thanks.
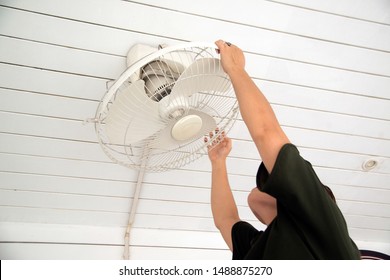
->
95;42;239;172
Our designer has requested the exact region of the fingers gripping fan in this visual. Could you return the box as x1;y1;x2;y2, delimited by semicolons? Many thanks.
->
95;42;238;172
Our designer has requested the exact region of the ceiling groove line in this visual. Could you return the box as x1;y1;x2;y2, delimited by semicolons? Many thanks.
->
0;86;101;102
0;61;111;80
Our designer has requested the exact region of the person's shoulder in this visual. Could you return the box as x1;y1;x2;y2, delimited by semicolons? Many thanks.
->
256;143;299;190
232;220;255;231
232;221;262;239
274;143;305;170
279;143;299;156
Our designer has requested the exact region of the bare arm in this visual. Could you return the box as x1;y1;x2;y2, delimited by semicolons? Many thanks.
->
215;40;290;173
207;134;240;251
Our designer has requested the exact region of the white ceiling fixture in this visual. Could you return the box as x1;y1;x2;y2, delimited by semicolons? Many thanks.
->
362;159;379;171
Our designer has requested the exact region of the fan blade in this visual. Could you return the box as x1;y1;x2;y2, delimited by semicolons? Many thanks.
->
149;110;216;150
105;80;165;145
169;58;230;100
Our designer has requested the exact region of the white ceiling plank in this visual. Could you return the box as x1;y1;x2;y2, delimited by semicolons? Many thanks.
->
231;123;390;158
0;153;137;182
0;88;98;121
0;243;125;260
137;199;255;221
0;111;96;142
0;6;181;57
132;213;216;232
0;36;124;80
0;222;227;250
136;199;212;219
2;169;388;215
3;0;389;51
315;168;390;190
274;105;390;140
187;151;390;176
3;33;389;99
0;172;133;197
0;64;106;101
128;228;228;249
297;148;390;175
148;163;390;190
5;119;390;166
339;200;390;218
130;246;230;260
2;221;389;254
0;243;230;260
1;135;388;190
2;5;390;77
245;53;390;99
0;192;216;228
349;227;390;244
0;189;131;213
129;0;390;47
0;206;129;228
0;222;125;245
2;62;388;121
346;215;390;231
1;151;388;191
260;80;390;121
0;133;109;163
285;127;390;158
2;130;389;178
356;241;390;255
332;185;390;205
270;0;390;24
1;206;388;240
2;87;389;141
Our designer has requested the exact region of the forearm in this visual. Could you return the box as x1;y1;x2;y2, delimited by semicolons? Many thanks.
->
229;69;282;141
206;134;237;251
228;69;289;172
215;39;282;141
211;160;239;229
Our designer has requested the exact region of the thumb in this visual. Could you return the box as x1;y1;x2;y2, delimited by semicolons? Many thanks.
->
215;40;226;52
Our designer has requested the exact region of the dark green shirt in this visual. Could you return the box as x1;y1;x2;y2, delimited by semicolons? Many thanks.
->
232;144;360;259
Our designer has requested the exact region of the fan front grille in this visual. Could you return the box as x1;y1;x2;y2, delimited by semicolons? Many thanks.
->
95;43;239;172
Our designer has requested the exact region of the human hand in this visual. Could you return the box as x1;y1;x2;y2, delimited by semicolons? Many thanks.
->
204;129;232;163
215;39;245;76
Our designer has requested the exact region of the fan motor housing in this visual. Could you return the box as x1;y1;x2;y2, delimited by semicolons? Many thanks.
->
142;60;178;101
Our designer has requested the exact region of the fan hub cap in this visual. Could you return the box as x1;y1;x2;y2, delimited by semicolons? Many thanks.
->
171;115;203;141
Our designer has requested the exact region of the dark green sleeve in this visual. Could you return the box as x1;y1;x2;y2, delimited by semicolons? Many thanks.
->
258;144;332;211
231;221;262;260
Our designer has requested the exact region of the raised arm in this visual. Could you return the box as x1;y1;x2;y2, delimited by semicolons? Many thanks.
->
206;132;240;251
215;40;290;173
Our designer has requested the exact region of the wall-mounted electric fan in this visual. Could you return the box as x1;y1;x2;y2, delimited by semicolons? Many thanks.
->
95;42;238;172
